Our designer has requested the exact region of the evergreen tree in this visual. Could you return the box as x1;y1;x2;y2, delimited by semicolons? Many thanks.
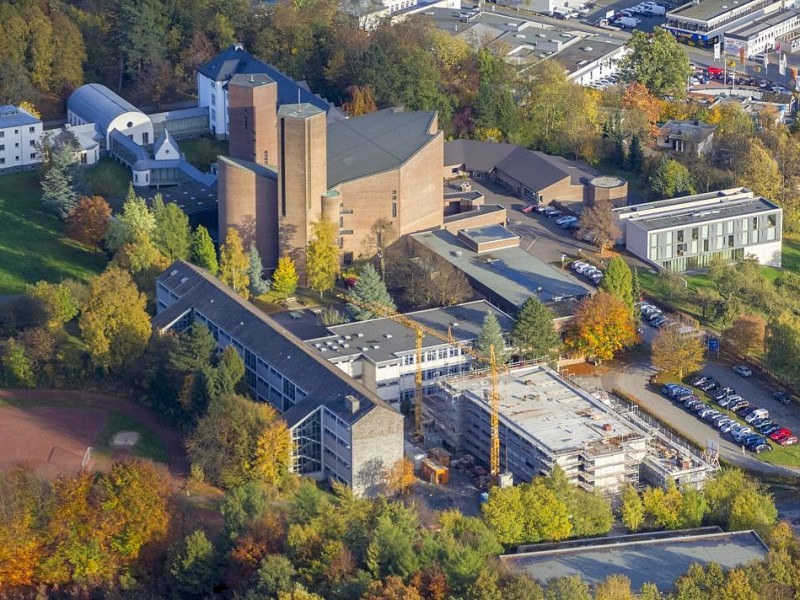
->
152;195;191;261
190;226;218;275
600;257;634;313
219;228;250;299
271;256;299;300
306;220;339;298
247;245;269;296
649;155;695;200
168;530;218;598
41;143;79;219
346;263;396;321
631;266;642;304
511;297;561;362
475;313;507;367
627;134;644;172
614;135;626;168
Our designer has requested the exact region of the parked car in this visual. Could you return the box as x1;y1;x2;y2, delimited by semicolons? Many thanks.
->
556;215;577;225
750;443;772;453
770;428;792;441
715;417;734;429
703;409;721;422
690;374;710;386
779;435;798;446
756;419;775;432
718;394;742;408
697;379;720;392
712;387;736;401
734;403;754;415
733;365;753;377
729;399;749;412
762;424;782;436
774;390;792;405
545;210;563;218
698;407;717;419
745;408;769;424
563;220;581;231
720;421;738;433
732;427;754;441
521;204;536;213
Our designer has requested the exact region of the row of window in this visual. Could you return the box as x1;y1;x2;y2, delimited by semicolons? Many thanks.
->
401;346;463;366
0;154;37;165
0;140;35;150
0;126;37;137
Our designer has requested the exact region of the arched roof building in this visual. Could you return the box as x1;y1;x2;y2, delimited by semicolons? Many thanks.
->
67;83;153;148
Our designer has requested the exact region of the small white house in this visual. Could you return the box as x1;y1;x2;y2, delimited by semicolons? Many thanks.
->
153;129;180;160
0;105;43;173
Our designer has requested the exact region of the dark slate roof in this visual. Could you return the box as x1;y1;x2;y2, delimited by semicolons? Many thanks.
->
154;261;397;427
0;105;40;128
495;146;573;191
198;45;344;121
444;139;518;172
68;84;143;135
327;108;439;187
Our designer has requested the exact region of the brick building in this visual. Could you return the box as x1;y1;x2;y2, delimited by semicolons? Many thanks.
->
213;51;444;278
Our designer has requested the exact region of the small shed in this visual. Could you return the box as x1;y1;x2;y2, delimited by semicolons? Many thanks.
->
421;458;449;485
428;447;452;467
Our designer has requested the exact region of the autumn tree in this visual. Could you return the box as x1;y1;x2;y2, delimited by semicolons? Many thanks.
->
219;227;251;299
342;85;377;117
66;196;112;250
725;314;767;356
307;219;339;298
621;484;645;532
600;257;634;313
544;575;591;600
153;195;192;261
595;574;636;600
739;139;781;200
621;83;662;139
191;225;219;275
78;267;151;370
566;292;637;362
511;297;561;361
272;256;299;300
578;202;621;253
106;186;156;252
250;405;292;488
384;458;416;497
362;218;397;274
0;466;47;587
0;338;35;387
347;263;396;320
651;325;705;380
25;281;79;330
393;242;472;309
618;28;692;98
642;481;685;530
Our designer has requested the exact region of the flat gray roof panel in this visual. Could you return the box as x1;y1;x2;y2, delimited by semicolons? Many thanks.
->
501;530;769;591
668;0;763;23
630;197;780;232
727;8;800;38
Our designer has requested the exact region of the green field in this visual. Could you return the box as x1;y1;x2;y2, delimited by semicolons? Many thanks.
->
82;158;131;202
180;137;229;172
98;410;169;463
0;171;107;294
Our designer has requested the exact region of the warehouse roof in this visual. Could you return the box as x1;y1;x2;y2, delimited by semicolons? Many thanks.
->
501;529;769;591
0;105;41;128
68;84;143;135
667;0;763;23
327;108;440;187
628;196;780;232
307;300;514;364
154;261;396;427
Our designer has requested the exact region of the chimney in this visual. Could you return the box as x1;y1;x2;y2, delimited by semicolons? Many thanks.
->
345;395;361;414
234;42;244;51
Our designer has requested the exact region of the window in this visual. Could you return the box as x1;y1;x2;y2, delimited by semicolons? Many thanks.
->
30;153;36;160
754;217;760;229
392;202;397;218
0;158;4;165
127;121;133;128
650;234;658;248
767;227;777;241
28;126;35;133
677;243;687;256
742;218;749;231
701;225;708;238
726;221;734;234
677;230;684;243
728;234;735;247
29;140;35;147
403;355;414;366
0;145;4;151
665;231;673;244
703;239;709;252
768;214;777;227
0;132;4;138
692;227;699;240
14;142;18;148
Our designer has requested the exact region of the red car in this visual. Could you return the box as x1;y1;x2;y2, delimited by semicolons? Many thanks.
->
521;205;535;214
779;435;799;446
770;428;792;442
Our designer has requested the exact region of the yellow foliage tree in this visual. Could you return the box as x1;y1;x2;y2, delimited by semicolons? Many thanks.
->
219;228;251;299
566;292;637;362
651;324;705;380
250;405;292;487
307;219;339;298
384;458;416;497
18;101;42;120
78;267;151;370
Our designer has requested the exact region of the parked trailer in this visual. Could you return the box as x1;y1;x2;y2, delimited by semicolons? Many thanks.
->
617;16;640;27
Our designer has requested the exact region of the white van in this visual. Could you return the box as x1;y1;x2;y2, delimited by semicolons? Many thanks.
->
553;9;571;19
745;408;769;423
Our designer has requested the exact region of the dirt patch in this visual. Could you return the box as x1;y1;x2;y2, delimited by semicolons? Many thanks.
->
0;405;107;479
111;431;141;448
0;389;188;488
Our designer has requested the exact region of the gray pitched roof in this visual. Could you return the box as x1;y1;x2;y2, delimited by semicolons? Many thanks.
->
153;129;177;154
0;105;40;128
198;45;344;121
495;146;574;191
327;108;439;187
154;261;397;427
444;139;518;172
68;84;143;135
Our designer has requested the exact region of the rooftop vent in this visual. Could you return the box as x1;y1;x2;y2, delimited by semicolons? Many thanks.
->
583;46;593;51
341;343;349;348
357;332;365;338
372;344;380;350
450;322;459;328
179;277;188;283
360;346;370;352
170;269;178;276
384;334;393;339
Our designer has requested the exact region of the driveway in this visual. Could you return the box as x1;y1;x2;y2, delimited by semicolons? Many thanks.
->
601;358;800;479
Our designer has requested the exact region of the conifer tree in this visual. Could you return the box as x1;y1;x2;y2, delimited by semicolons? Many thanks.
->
41;143;79;218
346;263;395;321
271;256;299;300
190;226;218;275
475;313;507;367
248;245;269;296
219;228;250;299
600;257;634;314
511;298;561;361
152;195;191;261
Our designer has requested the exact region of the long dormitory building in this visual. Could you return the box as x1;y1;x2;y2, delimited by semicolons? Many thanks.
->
153;261;403;497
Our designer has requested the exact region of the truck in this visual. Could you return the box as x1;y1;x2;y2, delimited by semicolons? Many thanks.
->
646;4;666;15
617;16;640;27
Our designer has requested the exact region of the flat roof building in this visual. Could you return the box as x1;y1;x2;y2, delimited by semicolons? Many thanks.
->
425;365;648;492
501;528;769;591
614;188;782;272
306;300;515;406
0;105;43;173
410;228;592;316
153;261;403;497
665;0;786;47
724;9;800;57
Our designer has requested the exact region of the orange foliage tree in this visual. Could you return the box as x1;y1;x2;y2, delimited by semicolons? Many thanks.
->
0;466;47;589
622;82;662;139
566;292;637;362
384;458;416;497
363;575;424;600
66;195;112;251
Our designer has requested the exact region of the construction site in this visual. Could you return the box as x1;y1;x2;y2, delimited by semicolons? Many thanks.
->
420;365;718;494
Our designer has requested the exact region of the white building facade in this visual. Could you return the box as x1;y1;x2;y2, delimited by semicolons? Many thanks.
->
0;105;43;173
614;188;782;272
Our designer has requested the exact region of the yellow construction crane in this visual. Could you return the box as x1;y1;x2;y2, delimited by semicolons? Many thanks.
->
343;296;500;473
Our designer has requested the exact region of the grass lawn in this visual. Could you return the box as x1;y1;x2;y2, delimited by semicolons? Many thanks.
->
97;410;169;464
0;171;107;294
758;444;800;467
83;158;131;203
781;233;800;275
181;137;229;172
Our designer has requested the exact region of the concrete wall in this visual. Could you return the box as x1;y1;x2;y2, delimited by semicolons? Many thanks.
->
107;112;153;147
442;208;507;233
350;405;404;497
